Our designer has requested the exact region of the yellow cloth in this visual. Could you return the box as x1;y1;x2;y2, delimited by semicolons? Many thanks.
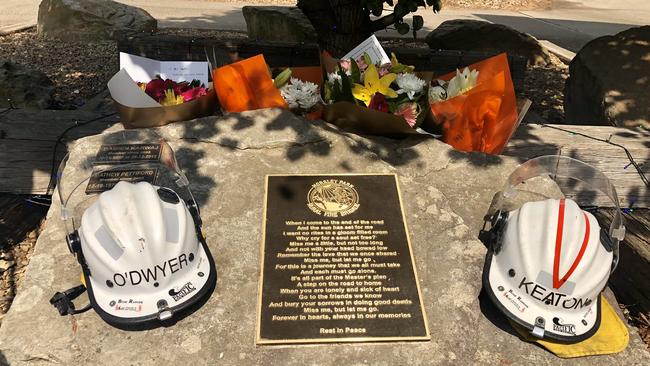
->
510;295;629;358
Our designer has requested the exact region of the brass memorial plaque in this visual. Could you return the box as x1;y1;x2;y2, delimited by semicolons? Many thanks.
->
257;174;429;344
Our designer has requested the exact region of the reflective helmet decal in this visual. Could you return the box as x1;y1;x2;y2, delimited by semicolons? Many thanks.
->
552;199;591;290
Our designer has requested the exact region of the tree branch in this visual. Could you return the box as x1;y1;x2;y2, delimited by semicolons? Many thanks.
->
368;7;410;32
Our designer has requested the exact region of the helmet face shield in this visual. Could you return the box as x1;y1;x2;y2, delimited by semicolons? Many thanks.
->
483;156;625;343
56;141;216;328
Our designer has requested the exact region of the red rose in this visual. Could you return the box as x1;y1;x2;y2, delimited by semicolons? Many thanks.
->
368;92;389;113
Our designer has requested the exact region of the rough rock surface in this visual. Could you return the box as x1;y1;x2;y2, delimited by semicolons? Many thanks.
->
37;0;157;41
565;26;650;128
242;6;316;43
0;60;53;109
425;20;551;66
0;109;648;365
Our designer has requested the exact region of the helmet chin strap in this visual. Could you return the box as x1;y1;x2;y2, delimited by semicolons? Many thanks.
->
50;284;91;316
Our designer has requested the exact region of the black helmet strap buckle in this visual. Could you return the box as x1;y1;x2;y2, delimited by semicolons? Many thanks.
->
50;284;91;316
479;211;509;254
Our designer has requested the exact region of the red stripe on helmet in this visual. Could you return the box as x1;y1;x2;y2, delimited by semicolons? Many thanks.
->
552;199;591;289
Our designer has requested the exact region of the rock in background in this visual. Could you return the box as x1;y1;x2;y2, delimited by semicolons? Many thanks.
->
565;26;650;128
37;0;157;41
243;6;316;43
425;20;551;66
0;60;53;109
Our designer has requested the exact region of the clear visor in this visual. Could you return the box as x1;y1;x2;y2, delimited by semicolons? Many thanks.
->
495;155;624;268
57;140;198;238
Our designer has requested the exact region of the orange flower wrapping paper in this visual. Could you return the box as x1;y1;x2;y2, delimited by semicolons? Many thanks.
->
213;54;288;112
428;53;518;154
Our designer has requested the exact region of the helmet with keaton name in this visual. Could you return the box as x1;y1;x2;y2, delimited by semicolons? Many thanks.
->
481;155;625;342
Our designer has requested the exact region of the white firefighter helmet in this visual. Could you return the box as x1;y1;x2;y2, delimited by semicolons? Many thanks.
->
75;181;215;325
51;141;216;328
481;155;625;342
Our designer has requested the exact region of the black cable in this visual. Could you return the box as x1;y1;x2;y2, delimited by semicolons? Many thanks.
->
541;124;650;188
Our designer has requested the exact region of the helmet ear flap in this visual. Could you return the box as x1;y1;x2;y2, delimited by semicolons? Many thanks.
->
479;211;508;254
599;228;620;272
599;228;614;252
66;230;81;254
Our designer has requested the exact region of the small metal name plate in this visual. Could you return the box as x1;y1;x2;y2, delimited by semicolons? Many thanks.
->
93;143;162;165
85;168;158;194
257;174;429;344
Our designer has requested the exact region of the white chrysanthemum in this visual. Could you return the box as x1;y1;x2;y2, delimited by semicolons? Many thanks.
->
327;72;342;85
396;73;427;100
280;78;320;111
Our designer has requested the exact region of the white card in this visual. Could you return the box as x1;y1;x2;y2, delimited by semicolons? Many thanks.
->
161;62;209;86
107;69;161;108
119;52;159;83
342;35;391;65
119;52;209;86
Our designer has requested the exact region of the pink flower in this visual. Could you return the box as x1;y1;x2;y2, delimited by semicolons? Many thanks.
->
377;63;392;77
356;56;369;72
140;77;206;104
394;103;419;127
180;87;208;102
368;93;389;113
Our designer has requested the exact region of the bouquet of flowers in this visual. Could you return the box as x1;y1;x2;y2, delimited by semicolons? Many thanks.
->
137;77;209;106
274;68;322;119
323;52;430;132
426;53;519;154
108;53;217;129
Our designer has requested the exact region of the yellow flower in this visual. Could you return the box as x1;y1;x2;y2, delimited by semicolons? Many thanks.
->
389;52;415;73
352;64;397;105
160;89;184;106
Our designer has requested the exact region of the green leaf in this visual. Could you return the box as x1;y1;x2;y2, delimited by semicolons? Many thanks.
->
350;59;361;84
362;52;373;68
371;3;382;16
273;68;292;88
394;3;404;15
432;0;442;13
412;15;424;31
324;81;333;103
408;1;418;12
338;69;355;103
396;22;410;35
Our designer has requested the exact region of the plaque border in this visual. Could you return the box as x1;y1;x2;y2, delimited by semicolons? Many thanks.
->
256;173;431;345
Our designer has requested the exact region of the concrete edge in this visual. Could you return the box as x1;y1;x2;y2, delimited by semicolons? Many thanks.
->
539;39;576;63
0;23;36;36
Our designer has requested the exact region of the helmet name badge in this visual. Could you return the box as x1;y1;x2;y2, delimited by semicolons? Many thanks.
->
517;277;592;310
112;253;190;286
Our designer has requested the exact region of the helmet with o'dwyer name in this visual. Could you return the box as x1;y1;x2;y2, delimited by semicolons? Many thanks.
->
74;181;216;327
481;155;625;343
51;141;216;329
